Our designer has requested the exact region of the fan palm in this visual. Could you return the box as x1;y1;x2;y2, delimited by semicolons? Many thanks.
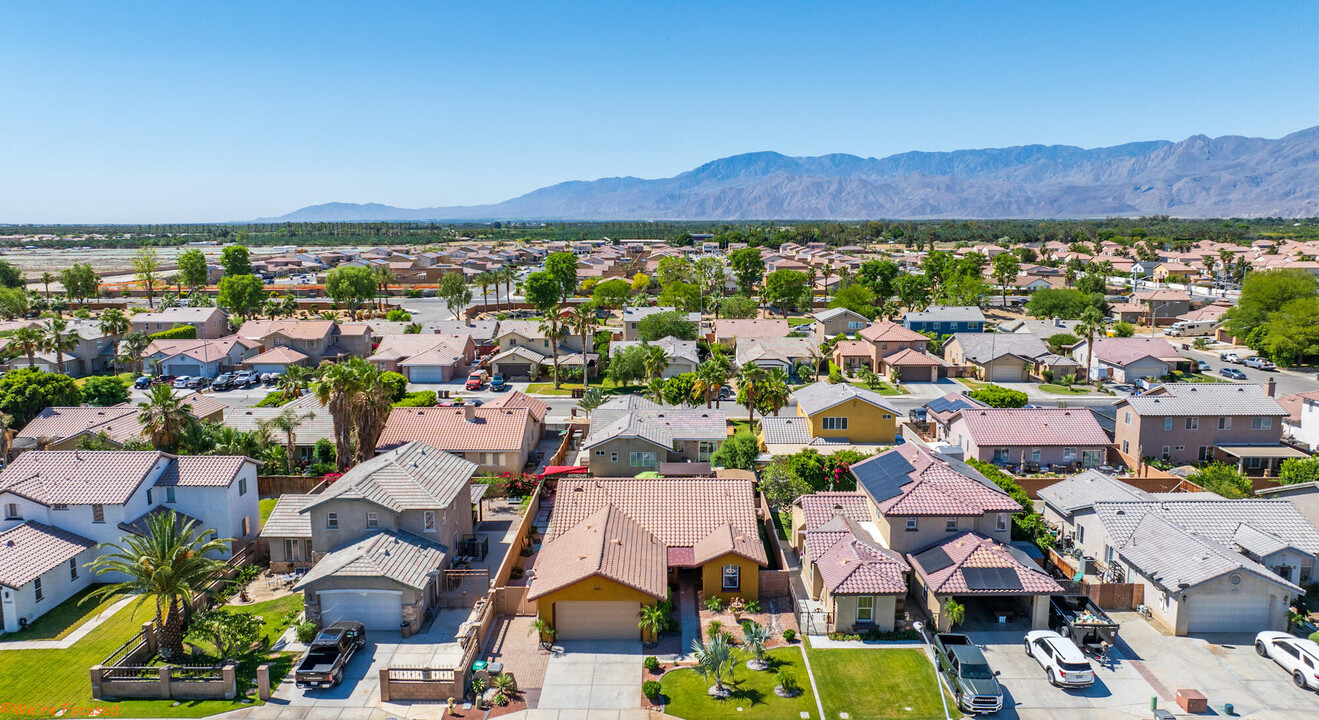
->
98;308;130;337
637;603;667;644
372;265;395;310
314;360;361;470
758;367;791;417
692;631;737;695
118;331;152;375
539;314;567;389
351;364;396;464
1076;306;1106;385
497;266;516;310
742;621;772;670
9;326;43;368
474;271;493;308
277;364;313;399
736;363;769;428
40;272;54;299
566;302;599;388
263;407;313;474
577;387;605;414
210;424;269;458
642;343;670;381
642;377;666;403
43;318;78;374
87;510;230;661
138;384;196;450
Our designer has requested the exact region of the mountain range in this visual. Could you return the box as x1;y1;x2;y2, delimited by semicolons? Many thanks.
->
260;126;1319;222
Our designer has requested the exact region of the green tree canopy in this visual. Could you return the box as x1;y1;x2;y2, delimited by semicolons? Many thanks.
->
0;287;29;320
969;385;1028;408
607;344;650;386
719;295;758;319
523;271;562;313
216;274;265;318
762;269;812;316
857;259;900;299
592;278;632;309
728;247;766;296
1280;457;1319;485
220;245;252;277
658;281;701;312
710;431;759;470
0;260;23;288
543;252;580;301
829;284;877;319
636;310;698;341
177;249;210;291
1188;462;1251;499
81;375;130;406
1025;288;1092;319
1225;269;1319;338
656;256;693;288
60;263;101;302
0;368;82;425
324;265;377;313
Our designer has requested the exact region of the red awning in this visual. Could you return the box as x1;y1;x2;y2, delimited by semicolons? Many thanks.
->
539;465;589;478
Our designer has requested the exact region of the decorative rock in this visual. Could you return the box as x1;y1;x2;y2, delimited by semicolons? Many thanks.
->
708;685;732;698
746;658;770;671
775;686;801;698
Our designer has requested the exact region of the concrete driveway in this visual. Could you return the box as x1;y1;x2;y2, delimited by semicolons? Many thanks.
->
536;639;644;717
269;632;401;711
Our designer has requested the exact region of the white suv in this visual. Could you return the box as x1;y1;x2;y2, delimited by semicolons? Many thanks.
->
1256;631;1319;690
1024;630;1095;688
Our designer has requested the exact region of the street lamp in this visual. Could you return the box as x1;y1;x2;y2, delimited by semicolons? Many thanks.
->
913;621;953;720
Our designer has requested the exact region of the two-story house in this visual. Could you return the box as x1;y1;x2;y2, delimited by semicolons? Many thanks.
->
812;308;869;341
293;442;477;633
375;405;537;474
1113;383;1292;467
903;306;986;334
0;451;258;633
946;407;1111;471
10;320;121;378
237;320;372;365
583;396;726;476
130;307;231;340
1280;390;1319;450
759;382;898;453
621;306;702;341
487;319;595;381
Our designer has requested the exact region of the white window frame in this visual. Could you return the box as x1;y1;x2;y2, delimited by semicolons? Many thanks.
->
69;558;79;581
1030;449;1041;463
1218;417;1231;430
822;417;848;430
1252;417;1272;430
610;451;619;463
905;517;918;532
239;477;248;496
4;503;19;520
366;512;379;529
722;564;740;590
698;441;717;462
1078;524;1086;544
147;489;153;505
1063;447;1078;463
34;577;43;602
326;512;339;530
995;513;1008;532
1164;417;1173;431
1161;446;1170;460
1185;417;1199;431
423;510;437;532
1124;412;1132;425
284;538;301;562
856;595;874;622
629;452;656;468
945;517;957;532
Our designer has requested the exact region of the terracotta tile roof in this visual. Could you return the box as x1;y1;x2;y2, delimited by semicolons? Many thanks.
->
179;392;228;419
713;319;791;340
882;348;944;366
246;346;310;365
798;492;871;531
238;320;335;341
527;504;667;600
155;456;251;488
952;407;1110;446
295;529;449;592
908;532;1063;595
1277;391;1319;424
375;407;532;453
17;405;141;444
692;523;763;565
482;391;549;423
852;444;1021;517
1089;337;1180;366
145;336;251;364
0;451;165;506
816;534;908;595
0;522;95;589
859;321;927;344
259;494;314;538
397;344;468;367
832;340;872;357
306;442;475;513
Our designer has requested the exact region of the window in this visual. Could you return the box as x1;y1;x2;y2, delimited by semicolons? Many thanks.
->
857;596;874;622
1246;457;1262;469
366;512;379;529
848;321;864;330
4;503;19;520
905;517;918;532
1185;417;1199;431
284;539;301;562
1198;446;1213;461
326;512;339;530
822;417;848;430
1161;446;1170;460
1252;417;1272;430
1124;412;1132;425
34;577;43;603
1078;525;1086;544
69;558;78;581
595;450;605;457
629;452;656;468
992;448;1011;464
52;504;67;511
239;477;248;496
423;510;436;532
995;513;1008;532
722;564;740;590
1063;447;1077;463
166;487;176;503
1122;440;1130;454
698;441;717;462
1218;417;1231;430
1104;545;1115;564
1030;449;1041;463
610;452;618;463
146;489;153;505
1164;417;1173;431
945;517;957;532
92;505;105;523
241;516;250;536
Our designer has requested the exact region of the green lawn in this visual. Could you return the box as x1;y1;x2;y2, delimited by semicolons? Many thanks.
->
0;584;124;642
259;497;279;528
727;419;755;435
957;378;991;390
662;647;817;720
73;372;135;388
525;380;643;396
1039;384;1090;395
809;648;953;720
786;317;816;327
846;380;907;395
773;510;791;541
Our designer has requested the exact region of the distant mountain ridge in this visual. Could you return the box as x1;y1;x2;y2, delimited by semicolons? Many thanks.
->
260;127;1319;221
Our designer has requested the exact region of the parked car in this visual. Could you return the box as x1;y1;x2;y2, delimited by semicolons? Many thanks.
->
718;386;735;401
933;633;1003;714
1256;631;1319;690
234;371;258;388
1220;352;1242;364
1220;367;1248;380
262;372;282;386
133;376;153;389
185;376;210;390
490;374;508;392
1024;630;1095;688
1195;360;1212;373
172;376;191;389
295;622;366;689
154;375;176;386
211;373;236;391
1245;357;1277;370
465;370;488;391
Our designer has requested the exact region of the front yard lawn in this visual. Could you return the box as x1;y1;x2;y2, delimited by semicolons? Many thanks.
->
786;317;815;326
662;647;817;719
1039;384;1090;395
956;378;991;390
259;497;279;528
809;648;953;720
525;380;643;396
0;584;123;642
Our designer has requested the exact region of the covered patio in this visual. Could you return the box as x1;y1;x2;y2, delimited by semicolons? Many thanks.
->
1216;444;1309;475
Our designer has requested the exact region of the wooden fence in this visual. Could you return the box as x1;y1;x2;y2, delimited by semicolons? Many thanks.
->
258;475;328;496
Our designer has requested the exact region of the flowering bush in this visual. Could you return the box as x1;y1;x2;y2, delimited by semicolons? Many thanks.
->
323;472;343;485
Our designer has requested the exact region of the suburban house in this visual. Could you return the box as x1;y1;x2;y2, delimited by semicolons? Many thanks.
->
857;321;931;373
1152;263;1197;284
1071;336;1181;383
812;307;869;341
1039;471;1316;634
10;320;121;378
735;337;820;374
237;320;373;365
621;306;702;341
224;394;333;462
130;307;230;339
1133;289;1193;326
143;335;262;378
942;333;1049;383
14;393;227;452
479;391;550;443
903;306;986;334
712;319;791;346
488;320;594;381
759;382;898;454
526;476;767;640
294;442;479;633
375;405;537;474
1255;482;1319;536
1279;390;1319;451
878;348;944;383
832;340;874;374
610;337;700;378
259;494;314;572
1112;383;1295;468
0;451;259;633
582;396;726;476
429;320;500;348
367;333;477;382
945;407;1111;470
918;392;990;443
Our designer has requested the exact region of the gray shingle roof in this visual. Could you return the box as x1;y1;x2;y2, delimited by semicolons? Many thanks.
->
302;442;476;514
736;337;820;367
583;404;727;450
611;337;700;367
759;416;812;445
294;529;449;592
1114;513;1302;593
904;305;986;323
948;333;1048;364
1038;471;1155;515
1120;383;1288;417
0;521;94;589
260;494;315;538
1094;499;1319;556
795;381;898;416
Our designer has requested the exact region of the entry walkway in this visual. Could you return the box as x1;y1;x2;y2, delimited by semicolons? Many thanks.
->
0;595;135;650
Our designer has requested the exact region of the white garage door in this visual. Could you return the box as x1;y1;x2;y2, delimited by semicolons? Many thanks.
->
318;589;403;631
1186;593;1272;633
408;366;447;383
987;361;1026;383
554;601;639;640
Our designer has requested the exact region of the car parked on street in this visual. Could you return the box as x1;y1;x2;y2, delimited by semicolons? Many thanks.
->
1195;360;1212;373
1245;357;1277;370
134;376;153;389
1024;630;1095;688
211;373;236;391
1220;367;1248;380
172;376;191;389
1220;352;1242;363
1256;631;1319;690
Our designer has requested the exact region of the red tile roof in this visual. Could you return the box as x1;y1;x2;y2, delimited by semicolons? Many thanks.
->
859;320;927;344
951;407;1110;446
482;391;550;423
375;407;531;453
816;536;908;595
799;492;871;531
908;532;1063;595
526;504;668;600
861;445;1021;517
882;348;943;366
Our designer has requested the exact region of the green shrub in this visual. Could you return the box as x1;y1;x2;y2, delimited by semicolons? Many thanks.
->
313;438;335;465
379;371;409;402
969;385;1028;408
705;597;725;613
306;462;336;476
782;628;797;643
386;309;412;322
296;622;317;644
149;324;197;340
642;680;662;698
254;392;293;407
775;671;800;694
394;390;436;407
643;656;660;672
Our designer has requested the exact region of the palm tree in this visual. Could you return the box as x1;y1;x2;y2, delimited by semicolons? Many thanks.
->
87;510;230;661
474;271;493;309
43;317;78;374
498;266;516;310
742;621;772;670
539;314;567;389
209;424;269;458
350;362;395;464
566;302;599;388
9;326;42;368
98;308;130;338
736;363;769;429
692;631;737;696
758;367;791;416
277;364;313;399
314;360;359;470
1076;306;1106;385
577;387;605;414
40;272;54;299
372;265;395;311
118;331;152;375
693;349;733;409
642;343;670;381
264;407;313;474
642;377;666;403
638;603;666;645
138;384;196;449
820;265;835;299
0;413;15;463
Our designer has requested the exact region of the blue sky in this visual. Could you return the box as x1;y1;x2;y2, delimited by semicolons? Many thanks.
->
2;1;1317;223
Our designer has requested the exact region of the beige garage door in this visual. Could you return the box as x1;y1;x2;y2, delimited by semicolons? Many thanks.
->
554;600;639;640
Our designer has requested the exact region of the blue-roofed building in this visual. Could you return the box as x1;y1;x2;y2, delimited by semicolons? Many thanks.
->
903;305;986;334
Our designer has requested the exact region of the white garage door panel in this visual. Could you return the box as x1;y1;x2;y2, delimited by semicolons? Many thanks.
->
555;601;639;640
1186;593;1271;633
409;367;446;383
319;589;403;631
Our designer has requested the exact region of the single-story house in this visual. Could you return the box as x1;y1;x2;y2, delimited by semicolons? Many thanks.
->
909;531;1064;632
610;337;700;378
942;333;1049;383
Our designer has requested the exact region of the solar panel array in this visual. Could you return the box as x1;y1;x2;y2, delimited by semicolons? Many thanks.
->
961;567;1023;591
913;546;954;574
851;451;916;503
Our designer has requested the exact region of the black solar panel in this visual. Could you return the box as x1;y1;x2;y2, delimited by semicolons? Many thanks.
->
913;547;954;574
961;567;1023;591
924;395;977;414
851;451;915;503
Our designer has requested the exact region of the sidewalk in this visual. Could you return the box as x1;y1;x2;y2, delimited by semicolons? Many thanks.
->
0;595;135;651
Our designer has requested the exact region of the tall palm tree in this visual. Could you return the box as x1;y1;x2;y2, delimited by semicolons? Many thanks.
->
566;302;599;388
372;265;395;311
43;317;78;374
263;407;313;474
9;326;42;368
736;363;769;429
759;367;791;416
88;510;230;661
539;313;567;389
314;360;359;470
118;331;152;375
0;413;14;464
350;360;396;464
642;343;670;381
692;631;738;696
820;265;835;299
40;272;54;299
138;384;196;449
98;308;130;338
1076;306;1106;385
474;271;493;309
498;266;516;310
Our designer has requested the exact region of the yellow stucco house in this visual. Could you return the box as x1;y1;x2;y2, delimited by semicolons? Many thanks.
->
1153;262;1196;283
525;477;767;640
780;381;899;444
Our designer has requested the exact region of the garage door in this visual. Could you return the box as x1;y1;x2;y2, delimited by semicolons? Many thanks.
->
500;364;532;380
408;366;447;383
318;589;403;631
554;601;639;640
987;361;1026;383
1186;593;1272;633
168;363;203;377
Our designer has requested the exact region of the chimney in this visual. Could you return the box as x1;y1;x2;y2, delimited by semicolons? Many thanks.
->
462;405;476;422
1266;377;1276;398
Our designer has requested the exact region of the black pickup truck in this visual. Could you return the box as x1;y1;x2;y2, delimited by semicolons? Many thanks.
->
294;622;366;689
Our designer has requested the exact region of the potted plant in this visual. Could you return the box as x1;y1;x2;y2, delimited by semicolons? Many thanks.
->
638;604;666;647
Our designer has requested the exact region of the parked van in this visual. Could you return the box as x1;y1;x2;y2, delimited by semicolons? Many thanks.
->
1166;320;1217;337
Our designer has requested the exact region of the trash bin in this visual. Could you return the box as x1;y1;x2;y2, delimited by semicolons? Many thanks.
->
486;662;504;676
471;660;488;673
1225;703;1235;716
